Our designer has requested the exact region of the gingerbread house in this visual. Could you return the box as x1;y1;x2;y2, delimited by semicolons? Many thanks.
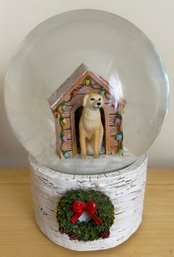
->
48;63;126;159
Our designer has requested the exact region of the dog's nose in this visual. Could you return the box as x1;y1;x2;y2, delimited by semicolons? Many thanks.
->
97;102;101;106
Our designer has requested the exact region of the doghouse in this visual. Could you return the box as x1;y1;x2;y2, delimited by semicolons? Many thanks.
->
48;63;126;159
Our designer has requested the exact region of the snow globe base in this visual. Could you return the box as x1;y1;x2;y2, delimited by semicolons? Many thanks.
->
30;153;147;251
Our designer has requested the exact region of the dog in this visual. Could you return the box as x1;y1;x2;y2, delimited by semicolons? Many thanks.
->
79;92;104;159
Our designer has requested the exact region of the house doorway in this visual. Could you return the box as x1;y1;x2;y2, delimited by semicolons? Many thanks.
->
74;106;106;156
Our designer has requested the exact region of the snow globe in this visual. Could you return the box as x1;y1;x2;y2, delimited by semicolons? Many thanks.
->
4;10;169;251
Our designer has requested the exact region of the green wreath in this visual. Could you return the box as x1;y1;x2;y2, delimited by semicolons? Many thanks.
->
56;189;115;241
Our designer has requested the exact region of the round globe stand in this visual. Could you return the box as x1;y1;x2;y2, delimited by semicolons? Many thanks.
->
30;153;147;251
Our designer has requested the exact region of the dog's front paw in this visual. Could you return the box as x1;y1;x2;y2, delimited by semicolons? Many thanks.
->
94;154;99;159
80;154;86;159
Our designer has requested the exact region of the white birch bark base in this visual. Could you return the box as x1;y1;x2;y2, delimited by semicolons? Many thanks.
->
30;154;148;251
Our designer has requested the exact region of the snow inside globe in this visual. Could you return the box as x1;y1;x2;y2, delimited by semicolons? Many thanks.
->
4;9;169;175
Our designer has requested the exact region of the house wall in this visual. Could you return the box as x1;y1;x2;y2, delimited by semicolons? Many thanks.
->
56;77;123;158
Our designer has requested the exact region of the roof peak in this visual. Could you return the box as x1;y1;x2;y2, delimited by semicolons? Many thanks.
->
48;63;91;108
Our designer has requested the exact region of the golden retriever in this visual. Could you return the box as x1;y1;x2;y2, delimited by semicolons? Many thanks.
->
79;92;104;159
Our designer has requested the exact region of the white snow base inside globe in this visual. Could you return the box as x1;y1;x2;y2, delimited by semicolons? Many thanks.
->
30;153;147;251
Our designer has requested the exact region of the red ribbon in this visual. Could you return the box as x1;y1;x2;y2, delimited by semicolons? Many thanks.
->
70;200;102;225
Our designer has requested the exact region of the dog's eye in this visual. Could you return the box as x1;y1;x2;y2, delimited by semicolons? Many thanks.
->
98;98;101;101
90;98;95;101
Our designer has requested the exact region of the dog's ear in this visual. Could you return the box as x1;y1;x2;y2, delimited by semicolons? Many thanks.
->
83;94;88;107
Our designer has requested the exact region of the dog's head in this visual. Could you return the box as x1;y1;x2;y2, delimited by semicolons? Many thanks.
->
83;92;103;110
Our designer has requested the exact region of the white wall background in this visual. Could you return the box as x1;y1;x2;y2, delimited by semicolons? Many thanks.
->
0;0;173;168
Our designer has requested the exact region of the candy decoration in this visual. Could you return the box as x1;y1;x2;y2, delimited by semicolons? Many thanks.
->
116;134;122;141
63;151;70;159
70;200;102;225
61;103;66;112
60;115;67;125
84;78;91;86
115;117;121;125
57;103;66;115
53;112;58;119
62;118;67;125
63;135;68;142
72;88;79;97
60;131;68;142
52;109;58;118
99;88;105;96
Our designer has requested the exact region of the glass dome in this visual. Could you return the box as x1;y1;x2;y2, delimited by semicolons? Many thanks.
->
4;9;169;174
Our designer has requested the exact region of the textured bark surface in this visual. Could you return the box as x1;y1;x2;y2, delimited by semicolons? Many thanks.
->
30;154;147;251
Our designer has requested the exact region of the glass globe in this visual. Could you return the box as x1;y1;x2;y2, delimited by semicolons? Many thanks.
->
4;9;169;174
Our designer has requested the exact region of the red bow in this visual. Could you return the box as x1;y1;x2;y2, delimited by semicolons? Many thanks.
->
70;200;102;225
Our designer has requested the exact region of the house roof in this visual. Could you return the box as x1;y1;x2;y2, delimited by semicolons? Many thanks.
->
48;63;90;109
48;63;119;110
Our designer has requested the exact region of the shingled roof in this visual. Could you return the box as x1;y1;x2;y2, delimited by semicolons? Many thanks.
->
48;63;90;109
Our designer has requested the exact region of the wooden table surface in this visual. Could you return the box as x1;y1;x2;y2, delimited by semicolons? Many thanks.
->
0;168;174;257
